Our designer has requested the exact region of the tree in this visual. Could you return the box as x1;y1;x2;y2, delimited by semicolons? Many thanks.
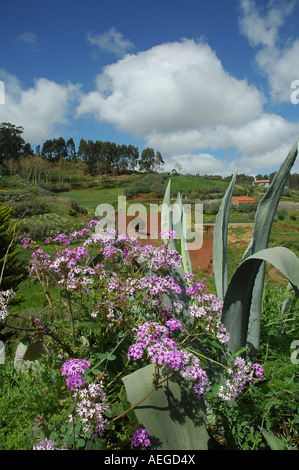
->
66;138;77;161
0;122;26;165
42;137;67;162
42;139;55;159
288;173;299;190
139;148;164;173
23;142;33;155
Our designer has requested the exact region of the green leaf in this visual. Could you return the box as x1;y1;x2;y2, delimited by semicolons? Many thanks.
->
222;246;299;356
262;430;290;450
240;138;298;355
174;192;192;274
231;346;248;358
85;439;106;450
221;138;298;357
23;341;48;361
213;168;237;299
161;180;172;239
77;438;86;448
243;137;298;261
122;364;209;450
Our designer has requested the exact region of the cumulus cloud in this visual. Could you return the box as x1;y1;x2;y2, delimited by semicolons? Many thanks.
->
239;0;299;102
0;70;81;143
87;27;135;58
162;153;232;176
77;37;298;175
77;39;264;134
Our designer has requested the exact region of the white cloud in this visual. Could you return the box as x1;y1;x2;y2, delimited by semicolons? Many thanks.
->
0;70;81;143
77;39;264;134
17;32;39;46
77;37;299;176
87;27;135;58
238;0;293;48
239;0;299;102
162;153;231;176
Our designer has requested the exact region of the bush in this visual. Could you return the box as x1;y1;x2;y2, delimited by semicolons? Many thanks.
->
43;182;72;193
277;210;287;220
150;181;166;198
19;213;85;241
125;174;166;198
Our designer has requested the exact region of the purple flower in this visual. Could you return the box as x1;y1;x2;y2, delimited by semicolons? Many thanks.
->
131;427;151;448
61;358;91;376
33;438;67;450
61;358;91;391
66;373;86;391
218;357;265;401
253;362;265;380
21;237;32;248
127;320;210;399
165;318;184;332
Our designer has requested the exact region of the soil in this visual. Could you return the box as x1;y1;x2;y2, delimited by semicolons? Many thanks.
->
100;211;286;282
115;213;214;275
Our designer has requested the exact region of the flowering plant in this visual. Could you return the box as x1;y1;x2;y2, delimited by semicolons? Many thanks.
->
1;223;264;450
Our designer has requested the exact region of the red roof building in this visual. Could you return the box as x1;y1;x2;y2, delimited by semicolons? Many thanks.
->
231;196;256;205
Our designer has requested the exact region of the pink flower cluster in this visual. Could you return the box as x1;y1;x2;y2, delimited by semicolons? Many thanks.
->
0;289;15;320
127;320;210;399
33;438;67;450
29;245;97;292
131;427;151;448
218;357;265;401
159;229;177;240
61;358;91;391
45;228;91;246
185;276;230;346
125;275;182;297
138;243;182;271
75;380;110;439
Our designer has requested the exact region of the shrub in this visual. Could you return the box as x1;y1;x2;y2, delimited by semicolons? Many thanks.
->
125;174;166;198
43;182;72;193
19;213;85;241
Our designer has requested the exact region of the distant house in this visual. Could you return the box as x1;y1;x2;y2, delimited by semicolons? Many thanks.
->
253;179;270;187
231;196;256;206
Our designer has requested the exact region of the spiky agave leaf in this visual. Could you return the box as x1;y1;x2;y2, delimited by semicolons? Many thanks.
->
213;168;237;299
221;246;299;355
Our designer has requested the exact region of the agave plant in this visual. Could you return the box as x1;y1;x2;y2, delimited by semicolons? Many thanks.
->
123;136;299;449
215;136;299;357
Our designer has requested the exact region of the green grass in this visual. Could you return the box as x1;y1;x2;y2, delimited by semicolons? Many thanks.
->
166;175;228;193
60;187;125;212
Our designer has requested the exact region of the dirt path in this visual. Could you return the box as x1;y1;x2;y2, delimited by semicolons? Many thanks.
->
112;215;284;281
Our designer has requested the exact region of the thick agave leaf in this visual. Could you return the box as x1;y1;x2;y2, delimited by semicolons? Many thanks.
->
161;179;176;251
122;363;209;450
222;247;299;356
174;192;192;275
213;168;237;299
237;137;299;356
243;136;298;261
0;340;5;364
262;430;290;450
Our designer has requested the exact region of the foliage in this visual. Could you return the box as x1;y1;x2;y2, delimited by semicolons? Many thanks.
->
215;136;299;357
124;173;166;198
138;148;164;173
207;284;299;450
0;202;27;292
0;136;298;451
0;222;265;450
0;122;30;165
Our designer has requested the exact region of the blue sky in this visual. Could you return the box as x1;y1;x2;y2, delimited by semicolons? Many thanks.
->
0;0;298;176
